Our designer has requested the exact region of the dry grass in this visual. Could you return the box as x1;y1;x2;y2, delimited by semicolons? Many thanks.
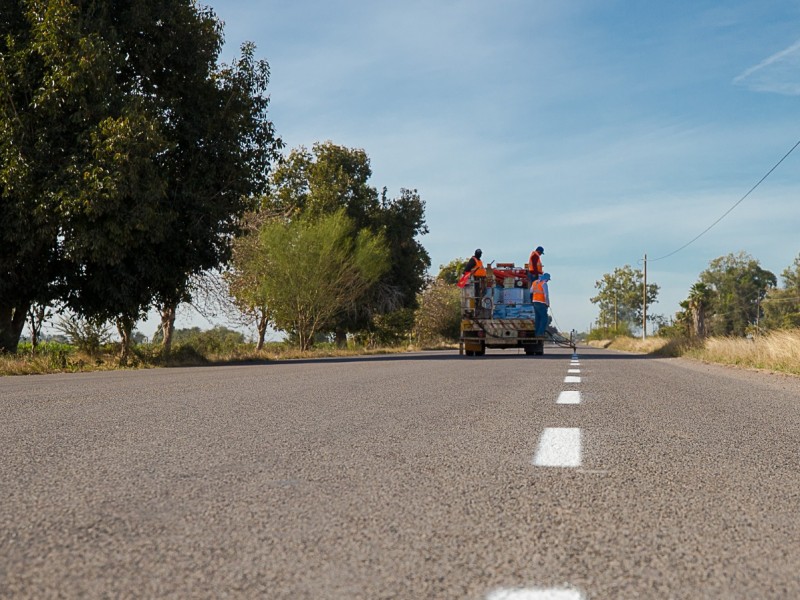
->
587;337;675;354
685;329;800;376
587;330;800;376
0;351;129;376
0;341;457;376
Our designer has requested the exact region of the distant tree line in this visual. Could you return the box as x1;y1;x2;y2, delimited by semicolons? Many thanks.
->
665;251;799;338
591;251;800;339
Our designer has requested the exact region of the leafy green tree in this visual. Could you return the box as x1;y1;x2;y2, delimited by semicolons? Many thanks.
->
249;210;390;351
590;265;659;333
0;1;280;359
151;40;282;354
698;252;776;336
762;253;800;330
226;212;275;350
263;142;429;343
437;258;468;285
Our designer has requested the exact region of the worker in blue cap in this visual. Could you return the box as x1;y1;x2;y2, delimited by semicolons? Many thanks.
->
527;246;544;284
531;272;551;337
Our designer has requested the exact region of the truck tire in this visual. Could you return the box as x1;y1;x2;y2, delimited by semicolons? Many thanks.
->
476;342;485;356
524;344;536;355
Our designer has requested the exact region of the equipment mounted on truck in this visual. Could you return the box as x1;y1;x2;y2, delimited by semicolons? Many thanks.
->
459;262;576;356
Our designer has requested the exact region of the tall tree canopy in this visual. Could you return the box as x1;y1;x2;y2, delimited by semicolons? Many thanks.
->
239;210;390;350
0;0;280;354
262;141;430;339
698;251;776;336
591;265;659;334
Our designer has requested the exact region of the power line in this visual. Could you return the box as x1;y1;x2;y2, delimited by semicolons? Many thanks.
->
650;138;800;263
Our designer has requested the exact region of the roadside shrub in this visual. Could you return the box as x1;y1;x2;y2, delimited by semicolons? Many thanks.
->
178;326;246;355
55;316;113;356
414;280;460;345
587;324;632;341
361;308;415;347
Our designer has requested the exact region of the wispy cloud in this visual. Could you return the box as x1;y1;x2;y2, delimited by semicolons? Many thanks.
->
733;39;800;94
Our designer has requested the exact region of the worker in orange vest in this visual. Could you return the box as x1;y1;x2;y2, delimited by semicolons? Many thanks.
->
527;246;544;283
531;272;551;337
462;249;488;307
463;249;486;278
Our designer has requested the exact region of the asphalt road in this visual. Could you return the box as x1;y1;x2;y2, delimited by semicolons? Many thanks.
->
1;346;799;599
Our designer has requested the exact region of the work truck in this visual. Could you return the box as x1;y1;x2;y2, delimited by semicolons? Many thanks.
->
459;263;575;356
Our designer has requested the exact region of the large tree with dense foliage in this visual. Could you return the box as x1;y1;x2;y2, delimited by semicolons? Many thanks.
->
698;251;776;336
0;0;280;357
237;210;390;351
591;265;659;333
263;142;429;342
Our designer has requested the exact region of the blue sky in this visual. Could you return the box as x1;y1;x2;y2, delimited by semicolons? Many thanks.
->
169;0;800;336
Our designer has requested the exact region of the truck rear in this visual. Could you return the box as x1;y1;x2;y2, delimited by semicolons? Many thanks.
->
459;263;569;356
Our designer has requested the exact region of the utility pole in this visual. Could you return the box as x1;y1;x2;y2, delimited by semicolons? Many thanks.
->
642;253;647;340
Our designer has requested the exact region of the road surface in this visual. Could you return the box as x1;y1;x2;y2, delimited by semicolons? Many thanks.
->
2;346;799;598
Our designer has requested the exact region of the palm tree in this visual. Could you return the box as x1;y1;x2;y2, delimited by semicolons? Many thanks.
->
688;283;712;338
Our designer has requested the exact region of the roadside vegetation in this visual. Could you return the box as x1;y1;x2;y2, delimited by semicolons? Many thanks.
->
589;252;800;377
587;330;800;377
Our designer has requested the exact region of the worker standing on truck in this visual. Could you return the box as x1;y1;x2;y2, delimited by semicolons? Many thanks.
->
463;249;486;278
463;249;487;308
532;272;551;337
527;246;544;283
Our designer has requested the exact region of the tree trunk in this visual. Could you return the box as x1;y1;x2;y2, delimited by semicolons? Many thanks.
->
334;328;347;348
116;316;134;366
28;304;46;351
160;303;177;355
0;303;30;354
256;310;268;351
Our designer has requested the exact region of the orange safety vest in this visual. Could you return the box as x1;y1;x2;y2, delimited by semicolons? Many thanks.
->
471;258;486;277
531;279;548;304
528;250;543;275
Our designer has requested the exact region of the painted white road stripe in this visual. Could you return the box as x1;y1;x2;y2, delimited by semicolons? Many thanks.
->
533;428;582;467
487;588;585;600
567;369;580;373
564;376;581;383
557;391;581;404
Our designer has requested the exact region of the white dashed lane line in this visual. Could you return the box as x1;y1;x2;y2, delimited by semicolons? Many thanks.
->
557;390;582;404
494;357;588;599
487;587;586;599
532;427;582;467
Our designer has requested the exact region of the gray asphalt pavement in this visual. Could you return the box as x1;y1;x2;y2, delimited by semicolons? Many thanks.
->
2;346;799;599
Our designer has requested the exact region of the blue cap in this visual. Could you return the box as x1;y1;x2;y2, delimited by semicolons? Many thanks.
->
540;272;551;280
536;246;544;254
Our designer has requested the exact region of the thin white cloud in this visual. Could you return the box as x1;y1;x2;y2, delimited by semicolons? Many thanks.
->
733;39;800;94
